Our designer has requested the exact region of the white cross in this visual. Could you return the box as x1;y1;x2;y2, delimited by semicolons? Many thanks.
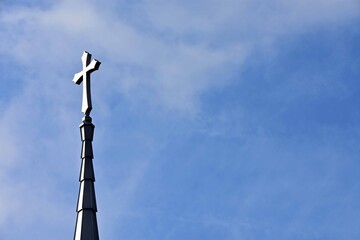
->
73;51;101;116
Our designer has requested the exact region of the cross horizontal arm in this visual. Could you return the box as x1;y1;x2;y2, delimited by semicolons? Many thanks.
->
87;60;101;74
73;60;101;85
73;72;84;85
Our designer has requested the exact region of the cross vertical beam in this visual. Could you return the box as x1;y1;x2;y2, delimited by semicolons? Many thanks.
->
73;51;101;117
73;51;101;240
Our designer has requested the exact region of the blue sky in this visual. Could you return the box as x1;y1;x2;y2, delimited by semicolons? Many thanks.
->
0;0;359;239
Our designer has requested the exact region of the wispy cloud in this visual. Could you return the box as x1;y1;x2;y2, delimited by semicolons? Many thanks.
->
2;0;357;113
0;0;359;239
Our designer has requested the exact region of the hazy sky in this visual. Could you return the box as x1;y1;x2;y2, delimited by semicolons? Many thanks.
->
0;0;359;239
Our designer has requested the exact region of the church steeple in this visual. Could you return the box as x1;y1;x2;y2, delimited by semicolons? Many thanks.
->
73;51;101;240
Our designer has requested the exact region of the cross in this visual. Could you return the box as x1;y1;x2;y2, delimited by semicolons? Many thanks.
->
73;51;101;117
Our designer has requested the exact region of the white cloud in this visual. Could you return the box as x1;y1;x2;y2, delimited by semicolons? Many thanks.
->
0;0;358;238
1;0;358;114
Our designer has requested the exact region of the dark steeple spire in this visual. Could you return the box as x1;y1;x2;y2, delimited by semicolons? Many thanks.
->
73;51;101;240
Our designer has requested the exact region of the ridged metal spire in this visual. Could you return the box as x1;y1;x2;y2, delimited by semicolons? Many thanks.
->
73;51;101;240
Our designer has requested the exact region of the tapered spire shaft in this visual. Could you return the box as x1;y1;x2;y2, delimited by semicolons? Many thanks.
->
74;118;99;240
